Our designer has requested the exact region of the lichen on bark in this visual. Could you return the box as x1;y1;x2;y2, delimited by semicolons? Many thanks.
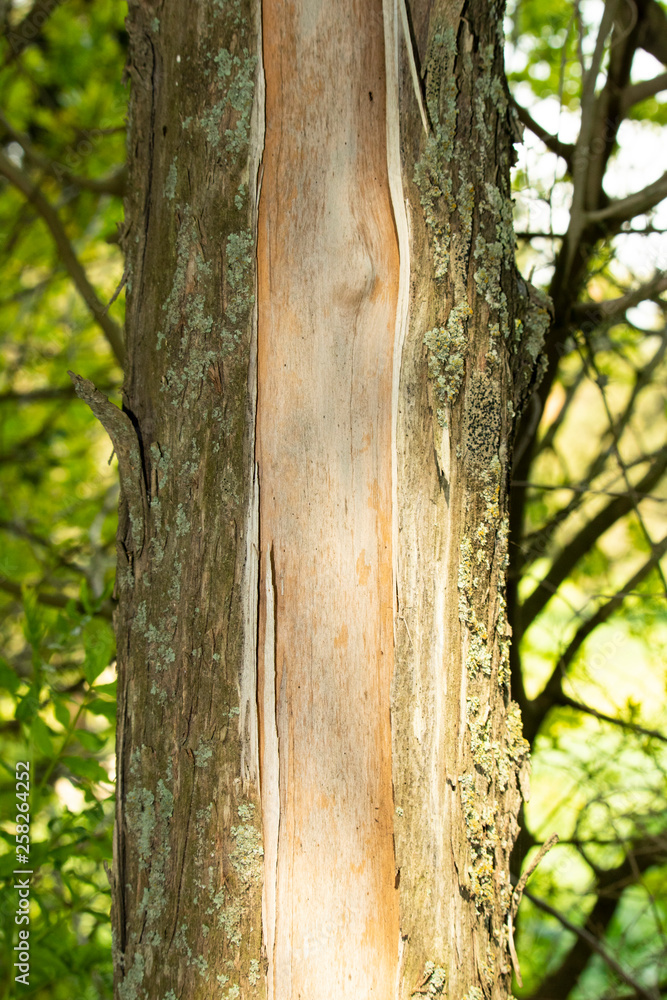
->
111;0;265;996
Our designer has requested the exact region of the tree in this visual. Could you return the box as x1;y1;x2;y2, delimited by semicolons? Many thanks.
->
69;0;544;996
0;1;666;999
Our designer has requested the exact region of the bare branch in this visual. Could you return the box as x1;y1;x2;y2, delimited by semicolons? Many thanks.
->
565;0;622;276
0;149;125;365
515;231;566;240
0;575;112;620
0;111;127;196
522;579;667;740
512;481;667;503
573;273;667;326
511;833;560;922
521;336;667;568
0;518;89;575
68;372;147;554
520;446;667;627
524;889;661;1000
510;99;575;167
621;71;667;113
554;695;667;744
587;171;667;226
0;382;118;404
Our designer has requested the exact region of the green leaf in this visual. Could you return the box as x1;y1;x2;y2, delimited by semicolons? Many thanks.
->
15;687;39;722
22;587;46;654
61;756;110;783
0;656;20;695
31;714;54;756
93;680;117;697
82;622;114;685
76;729;107;752
85;697;116;721
52;695;72;730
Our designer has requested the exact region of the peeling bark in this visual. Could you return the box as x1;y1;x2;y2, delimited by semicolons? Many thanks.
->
257;1;399;994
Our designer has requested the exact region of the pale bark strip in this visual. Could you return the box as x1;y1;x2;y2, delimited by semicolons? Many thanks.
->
257;0;400;995
240;3;267;792
384;0;413;630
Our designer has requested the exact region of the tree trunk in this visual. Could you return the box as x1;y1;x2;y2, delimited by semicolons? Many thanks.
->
96;0;546;997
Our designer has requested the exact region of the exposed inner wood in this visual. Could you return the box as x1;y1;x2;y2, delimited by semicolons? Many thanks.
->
257;0;400;995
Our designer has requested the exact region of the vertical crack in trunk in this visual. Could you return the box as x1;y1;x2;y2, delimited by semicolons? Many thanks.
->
384;0;413;630
261;544;280;1000
240;0;266;795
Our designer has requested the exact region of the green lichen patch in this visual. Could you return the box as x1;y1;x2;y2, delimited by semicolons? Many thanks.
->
413;960;447;996
200;48;257;158
460;774;499;912
118;952;145;1000
462;987;485;1000
229;803;263;886
217;897;243;946
248;959;260;986
145;616;177;672
413;27;458;280
423;302;472;424
126;787;155;870
194;736;214;768
498;701;530;791
224;229;254;329
473;235;508;326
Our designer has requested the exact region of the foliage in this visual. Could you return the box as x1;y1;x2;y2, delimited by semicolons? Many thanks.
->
506;0;667;997
0;1;125;996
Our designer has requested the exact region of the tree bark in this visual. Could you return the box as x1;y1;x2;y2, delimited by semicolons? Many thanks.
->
103;1;545;998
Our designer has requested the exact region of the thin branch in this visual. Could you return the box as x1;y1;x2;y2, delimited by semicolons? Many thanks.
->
0;382;118;404
556;531;667;674
0;111;127;196
0;518;89;575
515;230;566;240
523;889;660;1000
511;99;575;167
0;576;113;620
555;694;667;744
566;0;622;275
587;171;667;226
511;833;560;922
535;369;587;458
0;149;125;365
578;332;667;598
512;481;667;503
521;337;667;566
520;446;667;627
620;71;667;112
573;273;667;326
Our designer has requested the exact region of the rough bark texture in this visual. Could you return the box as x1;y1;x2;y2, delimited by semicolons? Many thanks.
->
112;2;265;997
105;0;544;997
389;1;544;996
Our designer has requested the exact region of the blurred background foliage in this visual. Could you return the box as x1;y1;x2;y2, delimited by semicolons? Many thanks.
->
0;1;125;996
0;0;664;998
